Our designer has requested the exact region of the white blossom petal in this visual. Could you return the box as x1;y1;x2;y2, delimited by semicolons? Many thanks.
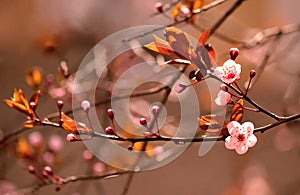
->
227;121;241;136
247;134;257;147
242;122;254;137
236;144;248;155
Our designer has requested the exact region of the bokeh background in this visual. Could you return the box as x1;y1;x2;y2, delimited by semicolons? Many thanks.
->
0;0;300;194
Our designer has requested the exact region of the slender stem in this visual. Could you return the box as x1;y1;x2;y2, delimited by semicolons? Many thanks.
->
209;73;282;120
21;171;130;194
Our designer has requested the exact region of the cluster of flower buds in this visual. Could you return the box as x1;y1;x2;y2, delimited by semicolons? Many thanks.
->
28;165;63;191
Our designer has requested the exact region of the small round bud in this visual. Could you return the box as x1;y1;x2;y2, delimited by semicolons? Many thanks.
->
44;166;53;175
220;84;228;92
66;134;77;142
28;165;36;174
29;102;37;111
249;70;256;78
128;145;133;151
107;108;114;120
151;105;160;118
42;170;49;178
139;118;147;126
55;186;61;192
81;100;90;112
105;126;115;135
56;100;64;109
155;2;163;13
229;48;239;60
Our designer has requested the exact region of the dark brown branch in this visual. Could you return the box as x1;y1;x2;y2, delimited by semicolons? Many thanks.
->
210;0;245;36
124;0;230;42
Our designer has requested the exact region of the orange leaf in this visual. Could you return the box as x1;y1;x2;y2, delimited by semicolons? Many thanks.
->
192;0;203;11
24;120;35;128
4;89;33;117
171;2;182;18
133;142;155;157
16;138;31;158
61;112;92;134
61;112;78;132
230;99;244;123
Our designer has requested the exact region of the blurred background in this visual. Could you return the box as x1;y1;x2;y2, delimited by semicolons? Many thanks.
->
0;0;300;194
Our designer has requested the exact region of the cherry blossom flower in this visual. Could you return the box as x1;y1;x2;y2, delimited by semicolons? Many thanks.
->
225;121;257;154
214;59;241;84
215;90;231;106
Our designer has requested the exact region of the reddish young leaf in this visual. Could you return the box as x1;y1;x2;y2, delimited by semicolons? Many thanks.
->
198;29;211;46
230;99;244;123
29;90;41;108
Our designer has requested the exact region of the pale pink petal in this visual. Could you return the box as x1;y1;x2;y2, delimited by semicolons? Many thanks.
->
227;121;241;136
236;144;248;155
215;90;231;106
225;136;240;150
247;134;257;147
214;67;223;78
242;122;254;137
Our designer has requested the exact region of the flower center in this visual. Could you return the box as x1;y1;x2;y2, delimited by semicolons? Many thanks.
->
227;73;236;79
237;134;245;141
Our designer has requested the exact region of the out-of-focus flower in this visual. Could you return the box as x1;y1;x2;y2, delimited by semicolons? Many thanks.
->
48;134;64;153
225;121;257;155
28;131;43;148
93;162;105;175
215;90;231;106
214;59;241;84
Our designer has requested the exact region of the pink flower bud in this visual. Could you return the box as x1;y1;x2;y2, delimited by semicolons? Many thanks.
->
44;166;53;175
107;108;114;120
28;165;36;174
139;118;147;126
105;126;115;135
56;100;64;109
249;70;256;78
220;84;228;92
151;105;160;118
229;48;239;60
81;100;91;112
155;2;163;13
66;134;77;142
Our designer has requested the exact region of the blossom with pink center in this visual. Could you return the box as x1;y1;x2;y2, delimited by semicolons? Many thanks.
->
215;90;231;106
214;59;241;84
225;121;257;154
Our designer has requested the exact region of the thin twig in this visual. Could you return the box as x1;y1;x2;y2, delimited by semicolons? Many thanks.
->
21;171;130;194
